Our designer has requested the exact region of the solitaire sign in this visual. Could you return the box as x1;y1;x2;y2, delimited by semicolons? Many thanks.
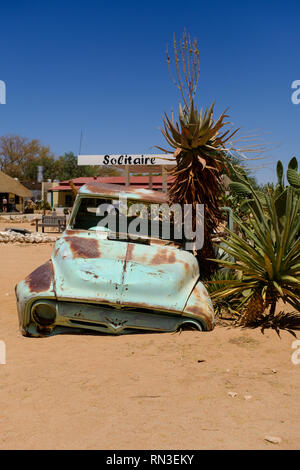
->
78;154;175;166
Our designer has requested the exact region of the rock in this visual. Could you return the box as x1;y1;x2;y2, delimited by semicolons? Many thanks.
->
227;391;237;398
0;230;59;244
264;435;282;444
244;394;252;400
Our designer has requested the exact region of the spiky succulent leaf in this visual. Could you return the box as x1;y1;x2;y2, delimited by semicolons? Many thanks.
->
211;187;300;317
229;182;252;196
157;99;239;275
288;157;298;171
277;160;284;186
287;168;300;189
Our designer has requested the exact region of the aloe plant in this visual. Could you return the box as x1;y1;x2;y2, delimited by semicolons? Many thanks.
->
210;183;300;325
157;32;239;275
204;269;241;319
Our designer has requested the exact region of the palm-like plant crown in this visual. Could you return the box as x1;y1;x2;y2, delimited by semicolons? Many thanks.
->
161;100;239;218
158;99;239;274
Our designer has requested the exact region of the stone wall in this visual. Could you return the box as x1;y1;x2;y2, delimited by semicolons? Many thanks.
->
0;230;59;243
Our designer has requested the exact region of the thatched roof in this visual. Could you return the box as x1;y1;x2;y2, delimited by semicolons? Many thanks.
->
0;171;32;198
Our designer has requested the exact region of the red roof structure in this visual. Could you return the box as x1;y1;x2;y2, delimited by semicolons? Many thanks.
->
49;175;173;192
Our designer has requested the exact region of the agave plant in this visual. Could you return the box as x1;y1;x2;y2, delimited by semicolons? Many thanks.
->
210;183;300;325
204;269;241;319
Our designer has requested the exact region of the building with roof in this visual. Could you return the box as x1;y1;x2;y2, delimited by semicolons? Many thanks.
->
48;174;173;208
0;171;32;212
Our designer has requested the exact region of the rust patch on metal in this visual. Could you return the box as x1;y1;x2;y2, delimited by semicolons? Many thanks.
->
192;288;201;301
184;262;190;274
26;260;54;293
122;243;135;282
119;245;149;266
136;253;148;264
185;304;211;322
202;289;209;298
185;305;201;316
53;245;60;258
65;236;100;259
65;229;84;236
126;243;135;261
85;270;99;279
151;248;177;265
193;285;208;301
82;182;168;204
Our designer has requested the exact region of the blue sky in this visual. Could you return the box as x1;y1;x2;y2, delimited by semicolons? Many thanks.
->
0;0;299;183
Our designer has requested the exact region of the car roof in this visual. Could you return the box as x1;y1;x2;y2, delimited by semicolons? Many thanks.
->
79;182;168;204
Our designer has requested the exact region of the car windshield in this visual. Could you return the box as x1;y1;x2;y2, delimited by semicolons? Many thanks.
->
71;196;184;244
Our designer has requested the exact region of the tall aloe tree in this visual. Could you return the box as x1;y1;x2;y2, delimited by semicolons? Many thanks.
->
157;32;239;275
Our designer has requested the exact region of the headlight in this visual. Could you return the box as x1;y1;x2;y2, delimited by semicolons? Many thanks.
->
32;301;57;326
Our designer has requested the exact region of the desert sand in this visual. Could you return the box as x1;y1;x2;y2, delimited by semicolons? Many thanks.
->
0;223;299;450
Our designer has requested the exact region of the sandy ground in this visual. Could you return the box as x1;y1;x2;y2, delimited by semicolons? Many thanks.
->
0;224;299;450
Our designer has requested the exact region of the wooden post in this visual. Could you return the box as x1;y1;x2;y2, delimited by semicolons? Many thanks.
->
149;172;153;190
162;166;167;193
125;166;130;187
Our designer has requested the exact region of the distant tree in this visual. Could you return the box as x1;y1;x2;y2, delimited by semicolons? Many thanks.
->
98;165;122;177
53;152;99;180
24;154;56;182
0;135;53;180
0;136;123;182
53;153;122;181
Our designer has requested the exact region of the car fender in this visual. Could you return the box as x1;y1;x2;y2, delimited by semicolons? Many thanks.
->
183;281;215;330
15;260;56;336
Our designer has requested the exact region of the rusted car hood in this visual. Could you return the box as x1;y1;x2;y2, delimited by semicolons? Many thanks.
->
52;231;200;312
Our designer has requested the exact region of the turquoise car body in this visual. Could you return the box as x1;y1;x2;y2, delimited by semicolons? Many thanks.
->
15;183;215;336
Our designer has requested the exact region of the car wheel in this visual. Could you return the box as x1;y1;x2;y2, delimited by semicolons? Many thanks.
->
176;321;203;332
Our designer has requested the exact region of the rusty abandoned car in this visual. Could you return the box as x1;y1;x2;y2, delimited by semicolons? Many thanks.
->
15;183;215;337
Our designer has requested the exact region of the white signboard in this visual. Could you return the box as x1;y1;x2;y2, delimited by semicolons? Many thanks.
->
78;154;175;166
